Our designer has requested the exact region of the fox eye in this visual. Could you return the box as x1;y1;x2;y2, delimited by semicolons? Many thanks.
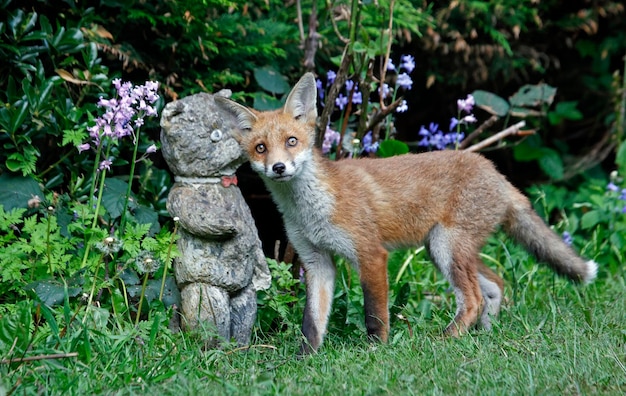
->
286;137;298;147
255;143;266;154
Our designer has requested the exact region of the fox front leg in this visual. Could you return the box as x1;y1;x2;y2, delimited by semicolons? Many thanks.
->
299;250;336;355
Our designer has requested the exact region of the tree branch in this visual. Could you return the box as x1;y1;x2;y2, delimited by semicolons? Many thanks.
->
464;121;529;152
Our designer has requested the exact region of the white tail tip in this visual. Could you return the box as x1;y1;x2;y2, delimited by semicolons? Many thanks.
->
583;260;598;284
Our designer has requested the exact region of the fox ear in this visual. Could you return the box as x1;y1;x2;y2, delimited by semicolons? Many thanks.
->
214;96;258;132
284;72;318;124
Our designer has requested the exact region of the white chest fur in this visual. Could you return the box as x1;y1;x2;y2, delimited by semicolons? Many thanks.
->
265;165;359;267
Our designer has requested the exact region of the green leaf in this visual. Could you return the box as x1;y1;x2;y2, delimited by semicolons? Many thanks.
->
0;173;43;211
537;148;564;180
509;84;557;108
580;210;602;230
253;66;289;95
27;280;81;307
62;127;87;148
471;90;510;116
101;178;132;219
512;134;543;161
133;205;160;235
548;101;583;126
377;140;409;158
252;92;283;111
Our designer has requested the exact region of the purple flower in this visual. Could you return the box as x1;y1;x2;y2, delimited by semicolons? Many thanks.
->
335;94;348;111
562;231;573;246
386;59;396;72
619;188;626;201
381;83;391;99
396;73;413;90
449;117;459;131
78;143;91;153
327;70;337;85
352;91;363;105
99;159;113;172
400;55;415;73
607;182;619;192
322;126;340;154
84;80;160;149
396;100;408;113
345;80;356;92
316;79;324;100
146;144;157;154
362;131;379;153
462;114;477;124
457;94;475;113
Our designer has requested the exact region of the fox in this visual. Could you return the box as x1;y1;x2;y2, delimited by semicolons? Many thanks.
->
216;72;598;355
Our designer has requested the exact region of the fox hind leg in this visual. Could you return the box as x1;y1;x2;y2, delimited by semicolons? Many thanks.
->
476;261;504;330
427;224;483;336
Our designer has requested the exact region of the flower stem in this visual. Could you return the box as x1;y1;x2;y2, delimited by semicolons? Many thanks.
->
119;126;142;238
159;219;179;301
136;271;150;326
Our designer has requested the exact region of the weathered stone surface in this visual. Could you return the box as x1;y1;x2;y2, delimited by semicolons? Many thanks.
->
160;92;271;347
160;92;244;178
179;283;230;340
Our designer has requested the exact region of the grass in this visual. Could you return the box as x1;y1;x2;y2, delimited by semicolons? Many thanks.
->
2;253;626;395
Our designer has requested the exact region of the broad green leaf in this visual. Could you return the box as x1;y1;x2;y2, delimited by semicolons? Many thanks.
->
509;83;557;108
580;210;602;230
252;92;283;111
133;205;160;235
27;280;81;307
471;90;510;116
377;140;409;158
253;67;289;95
101;178;133;219
512;134;543;161
0;173;43;211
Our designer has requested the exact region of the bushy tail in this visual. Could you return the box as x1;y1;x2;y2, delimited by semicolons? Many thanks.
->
505;205;597;284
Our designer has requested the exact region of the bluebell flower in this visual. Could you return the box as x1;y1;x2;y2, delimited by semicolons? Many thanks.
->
562;231;573;246
607;182;619;192
352;91;363;105
396;100;408;113
362;131;379;153
396;73;413;90
322;126;340;154
327;70;337;85
449;117;459;131
620;188;626;200
457;94;475;113
335;94;348;111
386;59;396;72
316;79;324;100
400;55;415;73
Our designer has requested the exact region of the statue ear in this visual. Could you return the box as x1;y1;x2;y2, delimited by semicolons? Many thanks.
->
214;96;258;133
283;73;318;124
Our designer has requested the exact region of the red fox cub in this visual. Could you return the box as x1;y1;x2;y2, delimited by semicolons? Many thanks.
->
216;73;597;354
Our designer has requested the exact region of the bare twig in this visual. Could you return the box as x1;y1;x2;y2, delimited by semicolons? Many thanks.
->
458;114;499;149
365;96;405;133
296;0;305;43
302;1;320;71
379;0;396;109
1;352;79;365
316;47;353;148
464;121;529;152
327;0;349;43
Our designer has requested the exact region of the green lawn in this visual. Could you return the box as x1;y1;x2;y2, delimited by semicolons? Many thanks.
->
2;265;625;395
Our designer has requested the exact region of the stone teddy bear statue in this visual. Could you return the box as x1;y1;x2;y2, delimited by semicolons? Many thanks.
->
160;91;271;346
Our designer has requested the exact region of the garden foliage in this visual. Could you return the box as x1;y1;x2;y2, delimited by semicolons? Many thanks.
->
0;0;625;393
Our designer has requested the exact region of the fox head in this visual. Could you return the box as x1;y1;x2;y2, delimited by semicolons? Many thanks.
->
216;73;318;182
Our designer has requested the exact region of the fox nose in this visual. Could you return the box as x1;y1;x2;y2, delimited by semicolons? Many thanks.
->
272;163;286;175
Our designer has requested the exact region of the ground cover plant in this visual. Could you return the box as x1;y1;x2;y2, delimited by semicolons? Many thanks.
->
1;0;626;394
